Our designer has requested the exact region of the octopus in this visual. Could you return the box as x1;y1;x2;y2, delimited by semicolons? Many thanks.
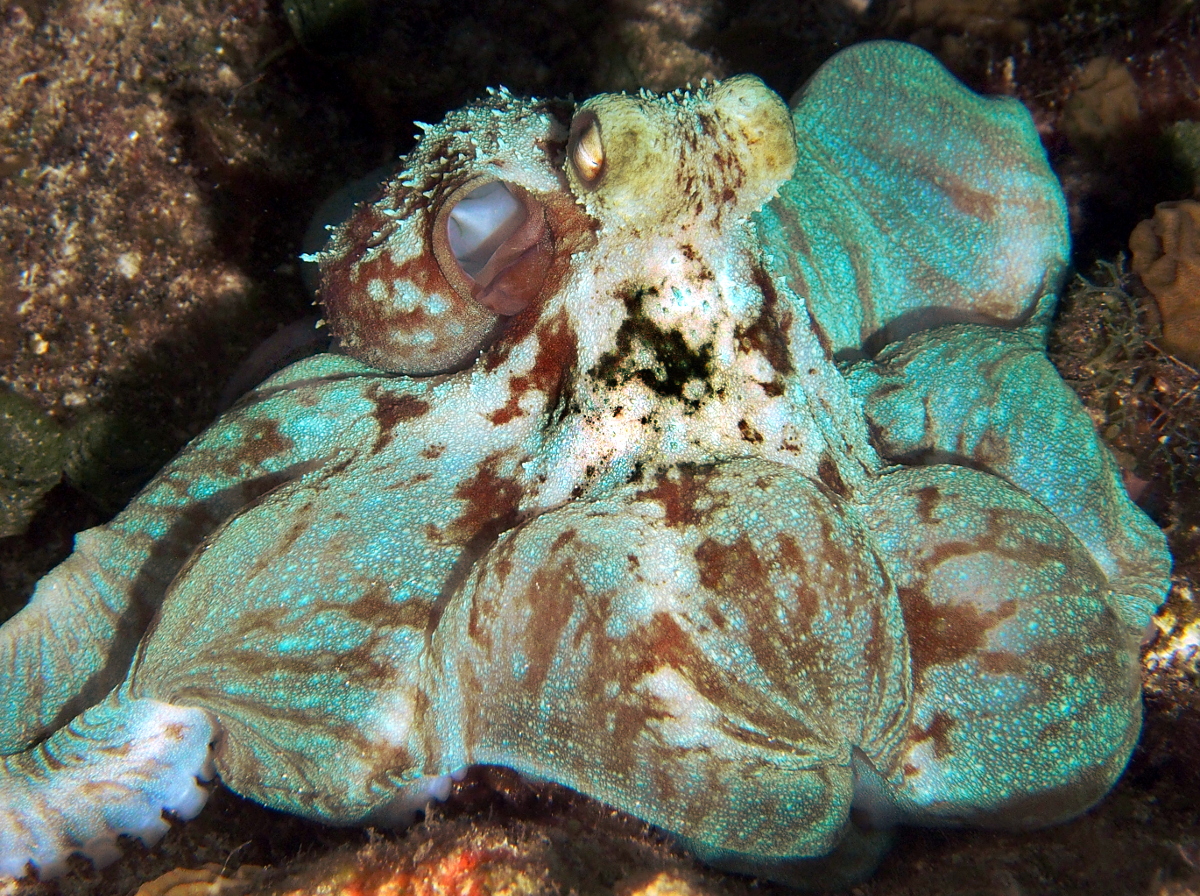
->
0;41;1171;888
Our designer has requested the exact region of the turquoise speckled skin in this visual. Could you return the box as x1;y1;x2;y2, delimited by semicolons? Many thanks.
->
0;42;1170;886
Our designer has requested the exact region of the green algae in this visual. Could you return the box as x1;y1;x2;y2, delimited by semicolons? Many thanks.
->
282;0;372;52
1165;120;1200;193
0;385;67;537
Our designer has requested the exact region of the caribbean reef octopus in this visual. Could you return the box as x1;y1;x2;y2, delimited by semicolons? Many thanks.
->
0;41;1171;887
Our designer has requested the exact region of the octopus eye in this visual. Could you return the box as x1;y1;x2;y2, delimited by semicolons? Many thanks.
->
446;181;526;277
568;111;604;186
434;179;553;316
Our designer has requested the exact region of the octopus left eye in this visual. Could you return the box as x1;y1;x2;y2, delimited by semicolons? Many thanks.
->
434;179;552;316
446;181;525;277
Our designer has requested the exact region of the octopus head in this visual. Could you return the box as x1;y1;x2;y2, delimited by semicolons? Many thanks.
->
316;76;795;375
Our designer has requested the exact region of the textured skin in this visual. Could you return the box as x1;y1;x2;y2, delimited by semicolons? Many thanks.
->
0;41;1171;886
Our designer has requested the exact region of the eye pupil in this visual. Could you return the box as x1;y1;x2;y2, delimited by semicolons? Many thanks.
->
570;113;605;185
446;181;526;277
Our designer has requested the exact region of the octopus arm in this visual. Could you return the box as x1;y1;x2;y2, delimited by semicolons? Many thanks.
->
757;40;1068;356
0;355;504;876
0;354;404;754
846;324;1171;633
862;465;1145;829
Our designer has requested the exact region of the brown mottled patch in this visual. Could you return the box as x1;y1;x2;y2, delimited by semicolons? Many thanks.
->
899;584;1018;684
776;533;821;623
574;609;710;756
598;604;828;784
845;238;877;334
80;780;120;798
493;556;513;584
320;203;462;365
374;250;444;296
703;601;729;630
804;305;835;359
487;309;577;425
907;257;965;313
970;427;1012;470
635;612;699;676
519;562;585;693
342;582;432;631
113;469;308;716
816;452;849;498
872;381;904;400
910;711;956;759
858;602;892;689
322;201;394;277
550;528;577;553
922;505;1064;572
694;534;772;599
635;464;721;528
95;742;131;759
487;394;524;425
738;418;764;443
447;452;524;548
421;443;446;459
366;384;430;454
978;650;1025;674
236;418;294;467
162;722;189;743
940;174;1000;221
179;593;406;698
246;504;314;579
738;265;795;378
609;699;674;755
708;142;747;221
914;484;944;524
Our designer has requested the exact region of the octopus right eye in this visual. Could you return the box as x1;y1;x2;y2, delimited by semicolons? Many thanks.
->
568;111;605;187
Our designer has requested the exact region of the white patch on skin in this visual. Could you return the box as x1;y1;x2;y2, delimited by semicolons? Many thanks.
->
618;528;698;620
367;277;389;304
737;347;777;383
682;379;708;402
639;666;723;750
893;739;940;799
528;377;659;507
370;688;416;751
